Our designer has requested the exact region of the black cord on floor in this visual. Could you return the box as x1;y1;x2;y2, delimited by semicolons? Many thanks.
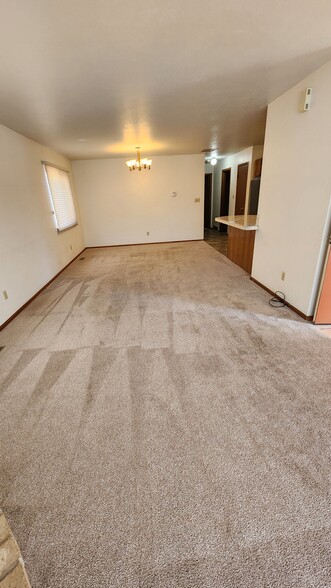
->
269;291;286;308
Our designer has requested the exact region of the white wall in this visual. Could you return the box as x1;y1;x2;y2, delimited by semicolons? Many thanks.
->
0;124;85;326
252;60;331;317
72;154;204;246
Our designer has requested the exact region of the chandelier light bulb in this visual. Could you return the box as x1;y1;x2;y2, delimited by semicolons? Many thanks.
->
126;147;152;171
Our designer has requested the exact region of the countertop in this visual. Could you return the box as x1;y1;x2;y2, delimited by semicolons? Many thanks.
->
214;215;259;231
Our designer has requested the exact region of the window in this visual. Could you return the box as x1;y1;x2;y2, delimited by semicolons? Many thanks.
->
43;162;78;232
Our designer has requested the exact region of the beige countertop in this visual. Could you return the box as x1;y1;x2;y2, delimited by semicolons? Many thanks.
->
214;215;259;231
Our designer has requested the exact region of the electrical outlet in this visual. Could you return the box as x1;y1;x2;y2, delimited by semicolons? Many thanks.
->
281;272;285;281
3;290;8;300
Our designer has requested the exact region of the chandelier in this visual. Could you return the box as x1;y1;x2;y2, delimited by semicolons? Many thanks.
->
126;147;152;171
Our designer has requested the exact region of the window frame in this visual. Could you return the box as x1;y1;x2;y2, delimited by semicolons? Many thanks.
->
42;161;78;233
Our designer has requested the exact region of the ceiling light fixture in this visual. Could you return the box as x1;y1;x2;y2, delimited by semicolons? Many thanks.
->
126;147;152;171
210;157;217;166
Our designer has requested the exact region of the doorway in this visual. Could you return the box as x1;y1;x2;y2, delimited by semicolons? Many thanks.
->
219;168;231;232
235;162;249;215
204;173;212;228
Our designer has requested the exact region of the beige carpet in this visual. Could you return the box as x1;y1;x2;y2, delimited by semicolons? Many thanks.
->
0;241;330;587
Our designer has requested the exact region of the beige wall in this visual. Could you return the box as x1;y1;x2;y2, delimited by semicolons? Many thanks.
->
252;60;331;316
0;124;85;326
72;154;205;247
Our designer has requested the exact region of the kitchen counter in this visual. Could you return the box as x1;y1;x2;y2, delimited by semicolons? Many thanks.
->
214;215;258;273
214;214;259;231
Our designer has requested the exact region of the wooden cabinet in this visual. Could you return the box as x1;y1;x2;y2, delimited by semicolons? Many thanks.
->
227;226;256;273
215;215;258;274
253;157;263;178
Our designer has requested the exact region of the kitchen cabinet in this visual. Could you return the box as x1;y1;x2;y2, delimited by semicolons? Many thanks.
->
215;215;258;274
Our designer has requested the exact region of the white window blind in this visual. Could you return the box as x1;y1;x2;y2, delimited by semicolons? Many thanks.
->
43;163;78;232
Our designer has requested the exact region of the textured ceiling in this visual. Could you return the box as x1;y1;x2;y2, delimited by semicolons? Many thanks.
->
1;0;331;160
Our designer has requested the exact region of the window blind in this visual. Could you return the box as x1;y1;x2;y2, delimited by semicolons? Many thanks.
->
43;164;78;232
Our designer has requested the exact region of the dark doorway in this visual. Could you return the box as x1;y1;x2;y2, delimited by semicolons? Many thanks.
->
219;168;231;232
235;162;249;215
204;173;212;228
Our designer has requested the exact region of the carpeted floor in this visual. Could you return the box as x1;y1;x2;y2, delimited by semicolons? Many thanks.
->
0;241;331;587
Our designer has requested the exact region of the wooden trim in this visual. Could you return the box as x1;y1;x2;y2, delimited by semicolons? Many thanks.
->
250;277;314;321
85;239;203;249
0;248;86;331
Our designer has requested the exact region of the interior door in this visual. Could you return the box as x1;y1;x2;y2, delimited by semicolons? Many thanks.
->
204;173;212;228
314;242;331;324
219;168;231;232
235;162;249;215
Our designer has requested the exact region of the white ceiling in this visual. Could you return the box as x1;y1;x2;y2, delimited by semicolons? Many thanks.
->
1;0;331;160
